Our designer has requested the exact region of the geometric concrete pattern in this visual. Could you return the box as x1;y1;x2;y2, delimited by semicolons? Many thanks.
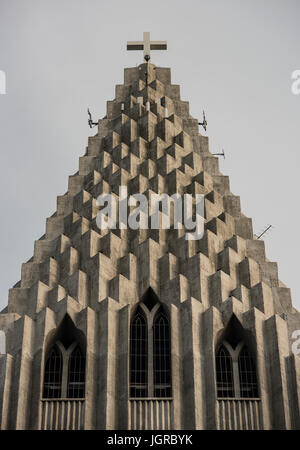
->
0;61;300;429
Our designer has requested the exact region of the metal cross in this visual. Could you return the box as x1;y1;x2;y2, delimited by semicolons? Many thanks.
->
127;32;167;61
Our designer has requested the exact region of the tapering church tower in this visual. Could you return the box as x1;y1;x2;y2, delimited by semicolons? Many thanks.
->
0;34;300;431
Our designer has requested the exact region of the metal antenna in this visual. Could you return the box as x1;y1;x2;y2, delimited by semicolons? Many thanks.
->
88;108;98;128
198;111;207;131
212;149;225;159
255;224;273;240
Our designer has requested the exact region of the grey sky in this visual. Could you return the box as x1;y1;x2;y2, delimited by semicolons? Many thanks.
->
0;0;299;311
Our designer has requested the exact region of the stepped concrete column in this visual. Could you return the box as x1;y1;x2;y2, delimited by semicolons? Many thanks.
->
84;308;98;429
15;316;35;429
0;354;13;429
264;315;291;429
116;305;130;429
170;304;181;429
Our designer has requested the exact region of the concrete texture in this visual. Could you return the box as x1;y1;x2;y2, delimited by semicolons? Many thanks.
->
0;61;299;430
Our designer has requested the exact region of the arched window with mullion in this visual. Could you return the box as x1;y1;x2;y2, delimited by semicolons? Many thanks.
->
43;345;63;399
130;308;148;398
153;310;171;398
43;315;86;400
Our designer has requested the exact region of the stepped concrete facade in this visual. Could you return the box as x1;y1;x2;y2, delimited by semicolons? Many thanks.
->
0;60;300;430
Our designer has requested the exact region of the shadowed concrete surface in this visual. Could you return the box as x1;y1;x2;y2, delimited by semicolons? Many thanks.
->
0;60;300;429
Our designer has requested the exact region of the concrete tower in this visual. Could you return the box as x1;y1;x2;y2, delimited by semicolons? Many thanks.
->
0;42;300;430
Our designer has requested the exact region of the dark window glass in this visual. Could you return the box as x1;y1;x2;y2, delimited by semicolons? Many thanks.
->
67;346;86;399
216;345;234;398
153;311;171;398
130;310;148;398
43;345;62;399
238;346;259;398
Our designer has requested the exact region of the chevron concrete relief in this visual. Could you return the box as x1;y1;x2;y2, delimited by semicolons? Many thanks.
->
0;49;299;430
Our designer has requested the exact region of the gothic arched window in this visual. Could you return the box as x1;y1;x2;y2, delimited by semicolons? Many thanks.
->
130;308;148;398
130;291;172;399
43;315;86;399
43;345;63;399
67;346;86;399
216;345;234;398
153;311;171;398
215;341;259;399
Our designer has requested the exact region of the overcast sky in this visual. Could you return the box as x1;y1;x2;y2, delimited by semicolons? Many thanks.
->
0;0;299;311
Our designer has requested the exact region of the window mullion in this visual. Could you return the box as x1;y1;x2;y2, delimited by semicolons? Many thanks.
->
233;359;240;398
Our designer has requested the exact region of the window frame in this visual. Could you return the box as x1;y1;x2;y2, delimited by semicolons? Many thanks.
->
153;310;172;398
215;344;235;398
43;341;86;400
129;302;172;399
129;308;148;398
67;345;86;399
43;344;63;399
215;340;259;399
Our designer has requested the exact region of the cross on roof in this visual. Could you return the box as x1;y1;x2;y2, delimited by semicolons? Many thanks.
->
127;32;167;62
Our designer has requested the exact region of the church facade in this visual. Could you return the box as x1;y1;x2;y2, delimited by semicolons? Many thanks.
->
0;45;300;430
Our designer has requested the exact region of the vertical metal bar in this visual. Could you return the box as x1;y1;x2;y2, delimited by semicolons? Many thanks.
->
66;401;71;430
133;401;137;430
55;401;59;430
128;401;131;430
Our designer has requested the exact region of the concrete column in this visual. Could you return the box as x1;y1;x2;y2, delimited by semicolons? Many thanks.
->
95;299;118;429
180;300;196;429
264;315;291;429
243;308;271;429
170;304;181;429
105;301;118;429
29;330;44;429
285;354;300;429
33;308;57;430
0;354;13;429
190;300;205;429
84;308;98;429
116;305;129;429
96;300;110;429
16;316;35;429
202;307;223;430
